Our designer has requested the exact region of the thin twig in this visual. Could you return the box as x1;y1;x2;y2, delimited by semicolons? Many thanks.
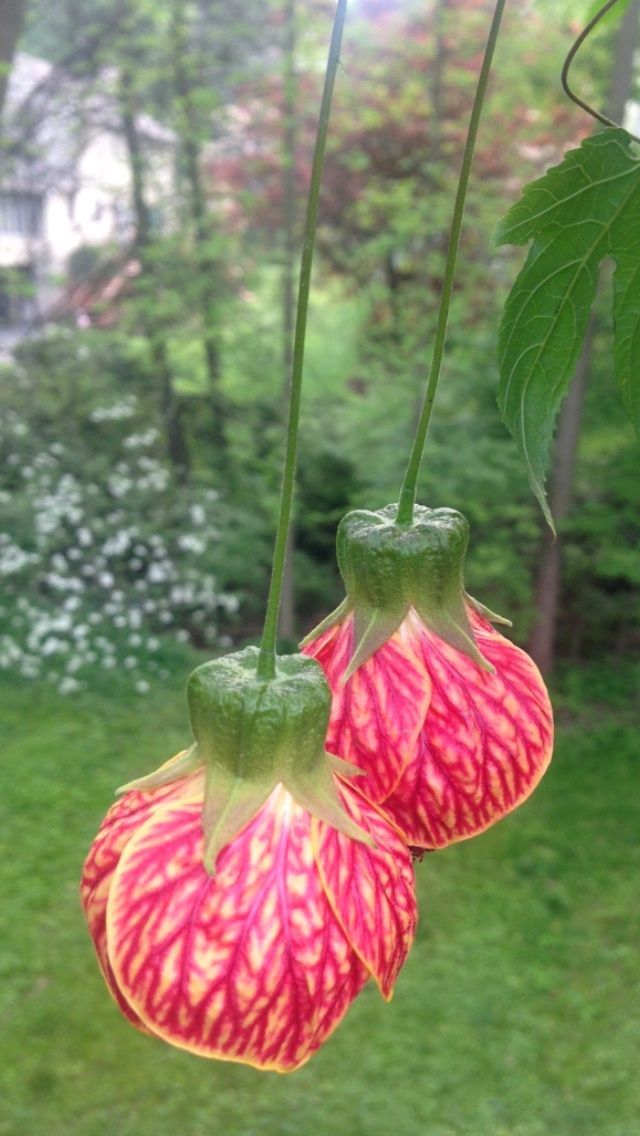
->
561;0;640;142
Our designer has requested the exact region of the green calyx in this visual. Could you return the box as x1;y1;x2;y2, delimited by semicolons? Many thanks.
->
303;504;509;676
118;647;368;874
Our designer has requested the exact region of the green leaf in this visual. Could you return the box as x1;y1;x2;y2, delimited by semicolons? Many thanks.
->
585;0;633;24
496;128;640;526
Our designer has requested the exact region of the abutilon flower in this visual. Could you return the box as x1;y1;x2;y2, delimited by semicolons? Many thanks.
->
81;649;417;1072
302;505;554;850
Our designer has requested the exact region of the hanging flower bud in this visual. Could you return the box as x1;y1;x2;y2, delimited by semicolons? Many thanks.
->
81;648;417;1072
302;505;553;849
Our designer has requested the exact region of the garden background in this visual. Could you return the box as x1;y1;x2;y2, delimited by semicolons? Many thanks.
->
0;1;638;1134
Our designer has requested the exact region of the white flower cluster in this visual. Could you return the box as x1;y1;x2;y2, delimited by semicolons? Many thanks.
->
0;407;239;695
123;428;160;449
89;396;138;422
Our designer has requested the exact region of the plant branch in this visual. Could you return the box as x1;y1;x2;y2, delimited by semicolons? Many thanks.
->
256;0;348;680
561;0;640;143
395;0;507;525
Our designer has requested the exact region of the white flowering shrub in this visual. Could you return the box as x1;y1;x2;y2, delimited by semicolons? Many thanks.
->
0;331;239;693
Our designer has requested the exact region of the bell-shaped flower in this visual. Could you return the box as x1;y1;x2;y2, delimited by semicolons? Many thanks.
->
81;649;417;1072
302;505;553;850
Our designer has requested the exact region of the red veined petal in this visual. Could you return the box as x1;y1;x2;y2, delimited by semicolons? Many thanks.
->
80;762;204;1030
106;787;369;1072
303;616;430;800
384;610;553;848
313;780;417;999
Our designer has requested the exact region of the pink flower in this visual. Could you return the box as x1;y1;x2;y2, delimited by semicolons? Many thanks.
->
305;605;552;849
302;504;553;849
81;651;417;1072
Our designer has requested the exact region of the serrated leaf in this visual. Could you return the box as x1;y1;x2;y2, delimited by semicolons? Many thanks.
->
496;128;640;526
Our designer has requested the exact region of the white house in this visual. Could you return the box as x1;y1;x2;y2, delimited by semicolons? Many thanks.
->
0;53;175;347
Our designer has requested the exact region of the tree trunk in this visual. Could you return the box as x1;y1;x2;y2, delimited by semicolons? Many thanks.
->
119;65;190;480
609;0;640;123
528;0;640;674
527;332;591;674
168;0;228;462
278;0;297;641
0;0;27;119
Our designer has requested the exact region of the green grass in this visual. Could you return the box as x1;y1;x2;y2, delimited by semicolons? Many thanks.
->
1;669;638;1136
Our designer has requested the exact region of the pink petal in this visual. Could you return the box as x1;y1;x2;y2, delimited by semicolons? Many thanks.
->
313;780;417;999
106;788;369;1071
303;616;430;800
384;610;553;847
80;763;204;1030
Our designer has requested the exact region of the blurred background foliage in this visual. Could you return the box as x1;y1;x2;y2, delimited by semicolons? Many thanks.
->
1;2;639;1133
0;0;637;689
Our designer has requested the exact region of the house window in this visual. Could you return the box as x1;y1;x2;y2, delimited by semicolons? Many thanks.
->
0;192;43;238
0;267;38;328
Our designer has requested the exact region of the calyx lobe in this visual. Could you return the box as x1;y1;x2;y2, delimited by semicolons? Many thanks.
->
303;504;502;676
119;647;369;872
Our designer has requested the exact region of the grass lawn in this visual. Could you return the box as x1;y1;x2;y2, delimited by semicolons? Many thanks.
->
0;667;638;1136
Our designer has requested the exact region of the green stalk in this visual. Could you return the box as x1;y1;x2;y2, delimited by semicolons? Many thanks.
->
395;0;507;526
257;0;348;680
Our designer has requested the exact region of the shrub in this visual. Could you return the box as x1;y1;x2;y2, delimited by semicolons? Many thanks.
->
0;330;239;693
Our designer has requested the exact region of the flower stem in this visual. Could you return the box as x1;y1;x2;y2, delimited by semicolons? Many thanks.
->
257;0;349;681
395;0;507;526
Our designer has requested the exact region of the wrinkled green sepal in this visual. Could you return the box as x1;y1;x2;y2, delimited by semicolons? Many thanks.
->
286;763;374;848
299;596;352;647
202;765;277;875
465;592;513;627
345;603;408;680
188;646;372;869
203;762;372;875
334;504;494;675
116;743;201;796
326;752;365;778
413;601;494;673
